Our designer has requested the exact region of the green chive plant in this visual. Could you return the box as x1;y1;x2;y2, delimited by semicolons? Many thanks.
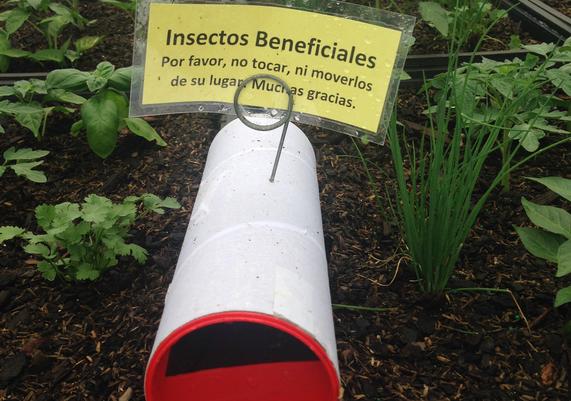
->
425;41;571;191
515;177;571;340
0;62;166;157
0;0;99;70
387;11;570;294
0;194;181;281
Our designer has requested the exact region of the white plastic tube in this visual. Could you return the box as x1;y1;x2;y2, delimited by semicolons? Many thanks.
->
145;118;339;401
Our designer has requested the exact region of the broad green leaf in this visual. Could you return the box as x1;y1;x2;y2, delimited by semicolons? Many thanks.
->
14;108;45;138
0;166;5;176
74;36;101;53
0;48;31;58
515;226;565;263
37;261;57;281
46;68;89;92
522;197;571;239
49;3;72;17
139;194;180;214
30;79;47;95
47;88;86;104
158;197;181;210
489;76;513;99
546;69;571;97
5;9;30;34
27;0;44;10
29;48;65;63
80;89;125;158
557;240;571;277
13;80;32;99
24;243;51;258
70;120;83;136
0;10;13;22
528;176;571;202
0;101;44;115
508;124;544;152
108;67;131;92
87;61;115;92
39;15;70;45
124;117;166;146
0;226;26;243
523;43;556;57
555;286;571;308
3;147;49;161
140;193;161;211
531;121;568;134
419;2;449;37
10;161;47;182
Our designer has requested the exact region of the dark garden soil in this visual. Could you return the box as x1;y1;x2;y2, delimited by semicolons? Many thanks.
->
1;95;570;401
1;1;571;401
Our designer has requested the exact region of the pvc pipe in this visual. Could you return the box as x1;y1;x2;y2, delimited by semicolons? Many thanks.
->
145;118;340;401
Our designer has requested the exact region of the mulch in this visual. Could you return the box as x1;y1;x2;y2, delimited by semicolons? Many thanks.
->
1;1;570;401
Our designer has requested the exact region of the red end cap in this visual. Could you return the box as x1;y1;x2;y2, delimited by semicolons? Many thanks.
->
145;312;339;401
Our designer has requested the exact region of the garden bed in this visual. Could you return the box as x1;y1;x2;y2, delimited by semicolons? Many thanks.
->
1;1;570;401
1;109;570;401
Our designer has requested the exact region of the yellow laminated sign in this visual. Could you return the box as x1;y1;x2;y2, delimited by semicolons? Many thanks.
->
141;2;408;136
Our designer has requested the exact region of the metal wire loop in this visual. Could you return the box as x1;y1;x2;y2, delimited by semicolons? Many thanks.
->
233;74;295;182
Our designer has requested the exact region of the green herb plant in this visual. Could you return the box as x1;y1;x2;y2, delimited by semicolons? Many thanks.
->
0;76;81;139
387;17;570;294
52;61;167;158
0;62;166;157
426;41;571;191
515;176;571;340
0;147;49;182
0;0;99;70
0;194;181;281
419;1;507;46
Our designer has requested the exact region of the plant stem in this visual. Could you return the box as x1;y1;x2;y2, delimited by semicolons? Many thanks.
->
447;287;531;333
332;304;397;313
500;131;511;192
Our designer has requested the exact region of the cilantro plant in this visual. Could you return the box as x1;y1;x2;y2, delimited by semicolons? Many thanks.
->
515;177;571;341
419;1;507;46
426;42;571;191
0;147;49;182
0;194;181;281
0;0;99;70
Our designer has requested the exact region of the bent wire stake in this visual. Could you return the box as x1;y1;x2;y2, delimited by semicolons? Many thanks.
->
233;73;294;183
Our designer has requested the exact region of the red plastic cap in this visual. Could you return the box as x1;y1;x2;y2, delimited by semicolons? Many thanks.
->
145;312;339;401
